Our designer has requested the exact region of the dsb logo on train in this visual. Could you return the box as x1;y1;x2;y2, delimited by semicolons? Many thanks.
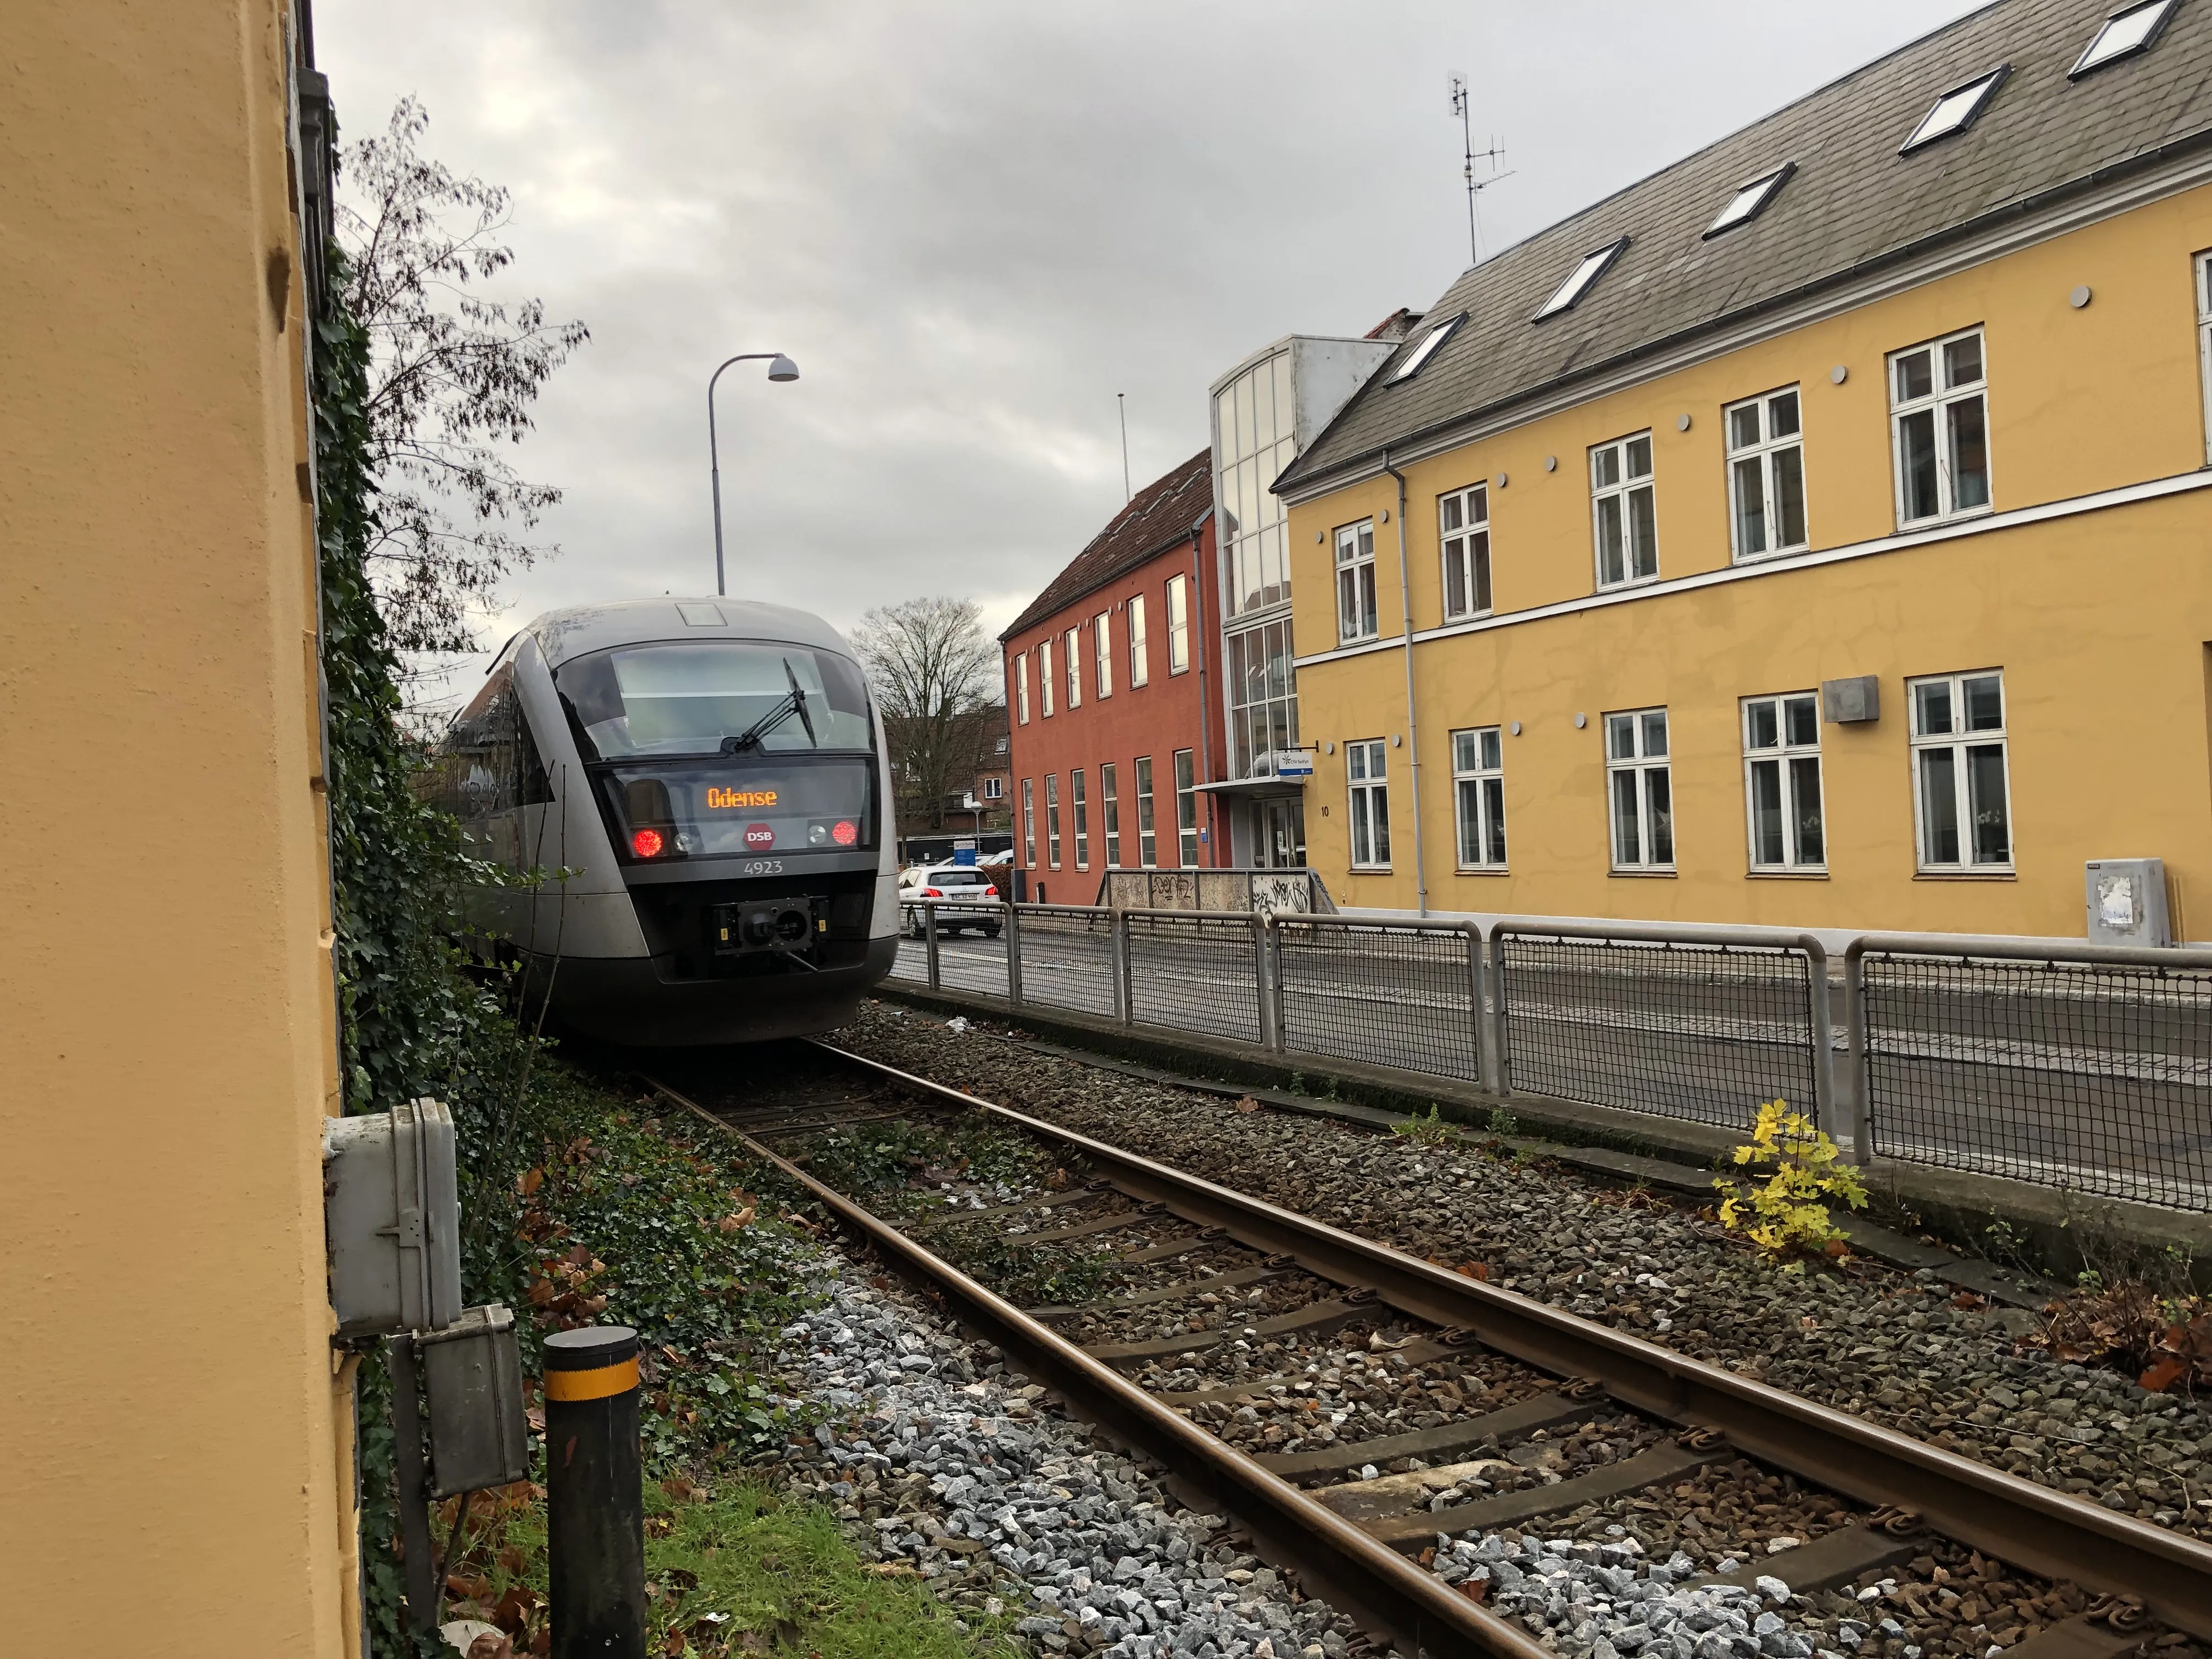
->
743;822;776;850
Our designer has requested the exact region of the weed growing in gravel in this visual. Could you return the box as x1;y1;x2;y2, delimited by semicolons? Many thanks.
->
932;1228;1121;1308
799;1113;1047;1218
512;1091;821;1464
1714;1100;1867;1261
444;1476;1022;1658
1486;1107;1520;1137
1393;1106;1459;1147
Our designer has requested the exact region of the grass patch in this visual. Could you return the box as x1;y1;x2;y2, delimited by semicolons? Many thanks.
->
445;1480;1026;1657
797;1113;1053;1221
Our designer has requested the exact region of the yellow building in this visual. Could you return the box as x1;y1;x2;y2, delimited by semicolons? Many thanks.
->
1273;0;2212;941
0;4;360;1652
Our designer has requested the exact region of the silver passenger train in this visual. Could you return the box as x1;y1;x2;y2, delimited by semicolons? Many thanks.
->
427;598;900;1045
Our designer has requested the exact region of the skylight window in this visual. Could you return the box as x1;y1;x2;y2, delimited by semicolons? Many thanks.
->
2072;0;2176;76
1534;238;1629;321
1703;163;1795;239
1386;314;1464;385
1900;66;2010;154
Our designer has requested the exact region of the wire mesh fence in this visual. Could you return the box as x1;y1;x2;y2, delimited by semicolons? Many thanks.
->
1125;911;1262;1044
1012;905;1118;1019
1859;951;2212;1209
935;909;1011;999
1496;932;1819;1131
1276;918;1481;1082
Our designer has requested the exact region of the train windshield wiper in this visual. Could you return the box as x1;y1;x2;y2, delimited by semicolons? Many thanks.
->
720;658;819;754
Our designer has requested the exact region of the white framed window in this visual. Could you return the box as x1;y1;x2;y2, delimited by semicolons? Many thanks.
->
1128;594;1150;687
1909;670;2012;872
1045;772;1062;868
1742;693;1824;872
1065;627;1081;709
1725;387;1807;561
983;776;1004;801
1439;485;1492;620
1014;653;1030;724
1166;576;1190;675
1021;777;1036;866
1451;726;1505;870
1039;637;1054;717
1135;755;1157;867
2198;251;2212;463
1101;762;1120;866
1093;612;1113;698
1590;434;1657;588
1606;708;1674;871
1173;749;1198;867
1335;520;1379;642
2072;0;2176;77
1889;326;1990;527
1347;738;1390;868
1071;768;1089;868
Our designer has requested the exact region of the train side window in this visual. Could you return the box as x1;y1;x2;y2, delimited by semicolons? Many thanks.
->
518;703;554;805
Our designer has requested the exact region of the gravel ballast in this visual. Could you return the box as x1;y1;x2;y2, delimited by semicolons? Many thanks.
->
837;1002;2212;1544
763;1245;1374;1658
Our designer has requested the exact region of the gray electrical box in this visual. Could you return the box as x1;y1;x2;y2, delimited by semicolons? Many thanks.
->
2086;859;2171;947
323;1098;462;1337
419;1304;531;1498
1822;676;1880;724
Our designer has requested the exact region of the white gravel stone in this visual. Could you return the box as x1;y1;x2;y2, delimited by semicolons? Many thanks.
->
766;1250;1364;1657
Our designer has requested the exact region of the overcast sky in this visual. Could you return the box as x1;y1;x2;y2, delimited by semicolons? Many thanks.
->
320;0;1976;708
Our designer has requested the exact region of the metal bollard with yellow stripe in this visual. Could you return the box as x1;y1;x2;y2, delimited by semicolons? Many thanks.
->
545;1325;645;1658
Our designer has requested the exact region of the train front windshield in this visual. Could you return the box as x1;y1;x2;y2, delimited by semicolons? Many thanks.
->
555;641;879;864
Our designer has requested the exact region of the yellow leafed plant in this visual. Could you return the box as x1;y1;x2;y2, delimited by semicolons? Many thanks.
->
1714;1100;1867;1259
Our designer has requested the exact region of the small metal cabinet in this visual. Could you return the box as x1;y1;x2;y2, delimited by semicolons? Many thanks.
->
419;1304;531;1497
2086;858;2171;947
323;1098;462;1337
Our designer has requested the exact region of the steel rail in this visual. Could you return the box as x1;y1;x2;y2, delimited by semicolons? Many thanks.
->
645;1077;1549;1659
804;1037;2212;1640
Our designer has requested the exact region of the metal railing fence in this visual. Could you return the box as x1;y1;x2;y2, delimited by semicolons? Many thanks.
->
1124;909;1266;1045
1491;920;1830;1133
891;903;2212;1210
1272;915;1482;1082
1844;934;2212;1210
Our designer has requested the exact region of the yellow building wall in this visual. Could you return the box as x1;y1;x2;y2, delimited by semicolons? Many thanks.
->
1290;185;2212;936
0;5;356;1654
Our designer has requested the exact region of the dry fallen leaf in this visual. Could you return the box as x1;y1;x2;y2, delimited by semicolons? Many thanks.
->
1233;1096;1261;1114
466;1633;515;1659
2140;1356;2186;1393
516;1167;544;1197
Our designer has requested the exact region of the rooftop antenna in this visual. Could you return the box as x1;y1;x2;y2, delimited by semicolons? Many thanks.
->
1448;74;1511;265
1117;392;1131;504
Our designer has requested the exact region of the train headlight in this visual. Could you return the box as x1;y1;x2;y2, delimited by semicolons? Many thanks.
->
831;820;859;847
631;827;665;858
808;823;828;846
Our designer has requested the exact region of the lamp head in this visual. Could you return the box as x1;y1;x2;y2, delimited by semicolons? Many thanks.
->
767;354;800;382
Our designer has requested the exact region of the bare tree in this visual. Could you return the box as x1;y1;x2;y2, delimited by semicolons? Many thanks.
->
339;97;589;659
850;597;998;833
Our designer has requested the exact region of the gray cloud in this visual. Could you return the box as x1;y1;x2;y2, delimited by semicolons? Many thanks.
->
319;0;1972;706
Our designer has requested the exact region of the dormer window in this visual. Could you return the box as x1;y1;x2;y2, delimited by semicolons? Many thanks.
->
1900;66;2009;154
1534;238;1629;321
2071;0;2176;77
1704;164;1795;239
1385;314;1464;386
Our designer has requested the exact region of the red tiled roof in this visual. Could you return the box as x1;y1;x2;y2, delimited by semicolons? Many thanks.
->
999;449;1212;643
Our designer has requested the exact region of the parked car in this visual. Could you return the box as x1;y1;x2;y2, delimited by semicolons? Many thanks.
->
896;864;1004;937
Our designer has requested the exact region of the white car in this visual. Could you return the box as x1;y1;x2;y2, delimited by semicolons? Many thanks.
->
897;864;1005;937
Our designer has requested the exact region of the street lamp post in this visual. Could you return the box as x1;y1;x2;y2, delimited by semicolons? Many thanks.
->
707;351;800;596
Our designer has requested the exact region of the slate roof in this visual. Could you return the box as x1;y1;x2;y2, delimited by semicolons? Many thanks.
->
1277;0;2212;495
1000;449;1214;642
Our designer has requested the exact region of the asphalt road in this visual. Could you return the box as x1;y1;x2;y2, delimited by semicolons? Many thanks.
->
889;926;2212;1209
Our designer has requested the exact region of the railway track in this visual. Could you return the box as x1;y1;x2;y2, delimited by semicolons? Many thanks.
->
641;1038;2212;1659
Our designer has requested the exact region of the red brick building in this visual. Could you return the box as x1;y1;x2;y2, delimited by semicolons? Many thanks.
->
1001;452;1227;901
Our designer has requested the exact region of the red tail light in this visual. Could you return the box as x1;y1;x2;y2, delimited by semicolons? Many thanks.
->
631;828;665;858
983;885;998;898
921;887;943;898
831;819;859;846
